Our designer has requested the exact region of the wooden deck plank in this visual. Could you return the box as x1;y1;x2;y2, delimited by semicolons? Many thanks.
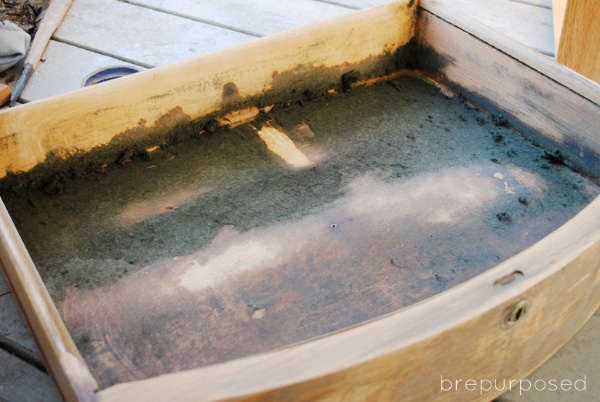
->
0;272;10;295
0;293;45;367
17;0;556;102
21;40;145;103
442;0;555;55
0;347;59;402
503;0;552;7
319;0;554;55
54;0;255;68
319;0;396;8
330;0;552;10
123;0;353;37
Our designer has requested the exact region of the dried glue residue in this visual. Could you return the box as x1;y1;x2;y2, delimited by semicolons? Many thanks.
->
255;124;314;168
179;240;279;292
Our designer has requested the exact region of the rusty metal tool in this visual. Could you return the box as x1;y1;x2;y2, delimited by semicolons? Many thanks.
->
10;0;75;106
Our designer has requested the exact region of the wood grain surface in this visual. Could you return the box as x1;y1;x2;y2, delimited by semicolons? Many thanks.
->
417;1;600;177
552;0;567;53
421;0;600;107
556;0;600;83
0;0;415;180
442;0;554;55
1;1;598;401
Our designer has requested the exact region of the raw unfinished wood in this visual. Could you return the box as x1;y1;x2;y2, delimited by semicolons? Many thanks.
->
556;0;600;83
53;0;254;68
124;0;352;37
417;0;600;176
553;0;567;53
20;40;145;103
0;0;415;179
0;347;60;402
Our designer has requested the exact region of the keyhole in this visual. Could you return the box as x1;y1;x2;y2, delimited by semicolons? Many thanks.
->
504;300;529;327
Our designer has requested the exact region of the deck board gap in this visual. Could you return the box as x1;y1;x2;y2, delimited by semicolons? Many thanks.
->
117;0;265;38
312;0;361;10
50;37;156;69
510;0;552;9
0;335;46;372
0;347;59;402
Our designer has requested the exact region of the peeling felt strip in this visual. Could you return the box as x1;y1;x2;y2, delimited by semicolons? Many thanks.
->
254;123;314;168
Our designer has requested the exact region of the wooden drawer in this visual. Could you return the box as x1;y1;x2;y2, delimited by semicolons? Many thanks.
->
1;1;599;400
